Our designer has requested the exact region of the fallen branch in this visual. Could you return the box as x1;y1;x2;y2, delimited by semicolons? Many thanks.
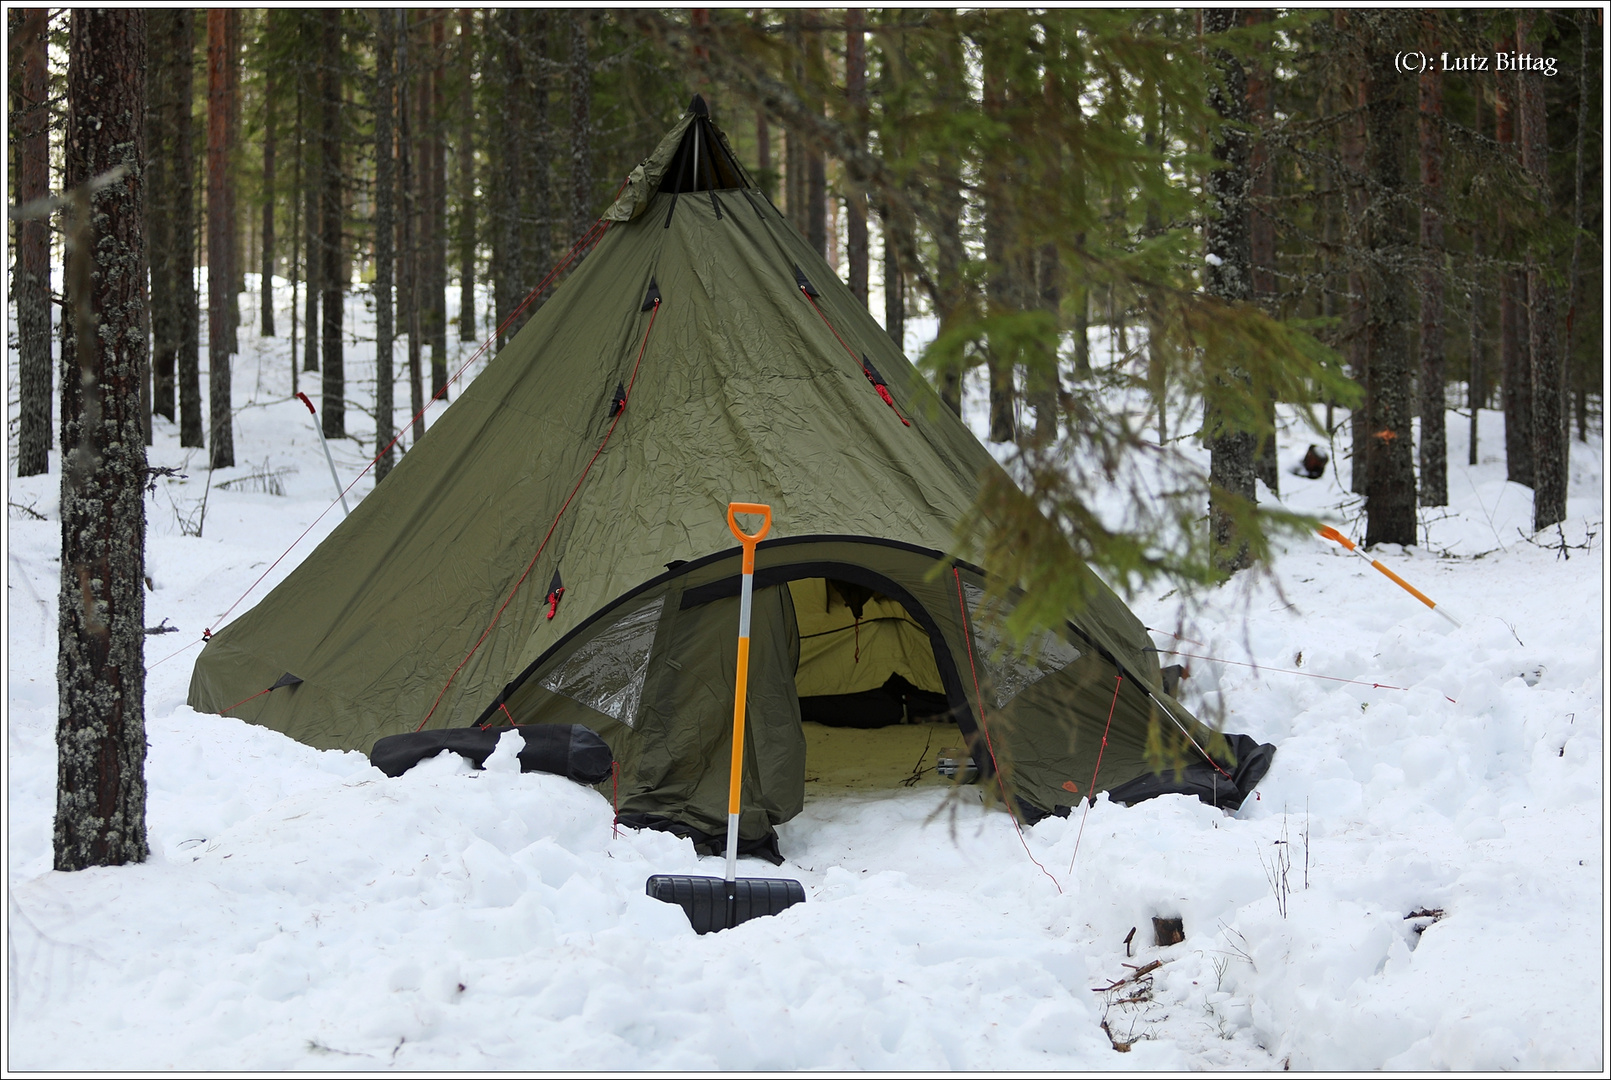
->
1100;1019;1133;1053
1092;958;1165;992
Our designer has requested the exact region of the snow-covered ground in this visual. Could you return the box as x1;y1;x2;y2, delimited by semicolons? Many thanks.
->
6;274;1605;1070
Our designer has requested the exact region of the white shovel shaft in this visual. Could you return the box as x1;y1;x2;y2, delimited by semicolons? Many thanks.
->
722;503;770;886
725;567;754;885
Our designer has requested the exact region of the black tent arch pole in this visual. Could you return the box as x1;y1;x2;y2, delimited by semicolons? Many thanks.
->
473;537;983;742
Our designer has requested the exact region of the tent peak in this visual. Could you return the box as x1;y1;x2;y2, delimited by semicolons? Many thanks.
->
689;93;709;118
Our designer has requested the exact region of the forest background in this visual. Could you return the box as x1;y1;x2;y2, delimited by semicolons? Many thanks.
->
12;7;1601;553
5;9;1603;869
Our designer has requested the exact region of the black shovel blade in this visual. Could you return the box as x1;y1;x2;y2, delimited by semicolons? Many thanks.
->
646;874;805;935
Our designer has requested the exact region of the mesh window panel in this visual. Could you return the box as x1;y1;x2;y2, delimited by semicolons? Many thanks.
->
962;582;1081;708
540;596;666;726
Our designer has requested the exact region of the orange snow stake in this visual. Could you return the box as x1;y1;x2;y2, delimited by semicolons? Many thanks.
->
1317;525;1461;628
647;502;806;933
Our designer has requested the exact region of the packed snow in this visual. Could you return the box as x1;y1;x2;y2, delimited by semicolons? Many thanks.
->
6;273;1605;1070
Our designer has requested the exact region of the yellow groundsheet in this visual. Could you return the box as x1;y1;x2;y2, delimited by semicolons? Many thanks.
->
800;720;968;791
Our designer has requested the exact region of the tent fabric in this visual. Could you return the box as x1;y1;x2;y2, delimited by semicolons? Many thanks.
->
189;99;1270;842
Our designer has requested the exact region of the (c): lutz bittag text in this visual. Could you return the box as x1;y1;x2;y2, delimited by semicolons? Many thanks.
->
1395;51;1558;76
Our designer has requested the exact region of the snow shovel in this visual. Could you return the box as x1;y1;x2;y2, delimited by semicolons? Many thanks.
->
647;502;806;934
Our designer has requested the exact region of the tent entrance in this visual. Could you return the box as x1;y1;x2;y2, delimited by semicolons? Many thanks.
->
787;578;965;791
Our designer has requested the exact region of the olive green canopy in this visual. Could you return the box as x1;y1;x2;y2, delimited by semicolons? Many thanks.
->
190;99;1232;839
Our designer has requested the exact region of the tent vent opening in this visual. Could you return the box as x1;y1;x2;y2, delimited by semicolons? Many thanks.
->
658;107;748;195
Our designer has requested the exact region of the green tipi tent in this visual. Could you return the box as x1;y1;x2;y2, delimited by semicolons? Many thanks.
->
189;98;1271;853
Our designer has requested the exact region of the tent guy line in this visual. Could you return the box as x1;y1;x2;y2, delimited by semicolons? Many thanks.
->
152;208;624;676
415;292;663;734
1158;648;1459;705
953;566;1064;895
794;265;912;428
1068;674;1125;875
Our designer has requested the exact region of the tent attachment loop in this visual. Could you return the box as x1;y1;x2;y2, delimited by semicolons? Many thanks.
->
862;355;911;426
794;264;819;297
546;570;566;621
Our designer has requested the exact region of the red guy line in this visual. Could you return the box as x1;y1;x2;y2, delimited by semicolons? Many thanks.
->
1068;675;1123;874
414;298;662;733
171;216;618;667
801;288;910;426
953;568;1063;895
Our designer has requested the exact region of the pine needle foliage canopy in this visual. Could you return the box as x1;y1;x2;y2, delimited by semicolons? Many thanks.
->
639;8;1356;636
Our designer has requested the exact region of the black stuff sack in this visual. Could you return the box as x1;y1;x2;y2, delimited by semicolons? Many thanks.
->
370;724;613;785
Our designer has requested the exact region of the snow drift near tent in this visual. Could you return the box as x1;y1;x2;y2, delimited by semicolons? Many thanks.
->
188;97;1273;852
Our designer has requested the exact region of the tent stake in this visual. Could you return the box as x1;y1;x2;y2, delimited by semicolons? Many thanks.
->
296;392;351;518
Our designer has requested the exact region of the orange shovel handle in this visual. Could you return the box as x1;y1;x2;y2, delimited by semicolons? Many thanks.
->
727;503;773;572
724;501;772;850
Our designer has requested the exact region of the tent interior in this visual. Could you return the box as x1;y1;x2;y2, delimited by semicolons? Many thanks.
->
788;578;970;793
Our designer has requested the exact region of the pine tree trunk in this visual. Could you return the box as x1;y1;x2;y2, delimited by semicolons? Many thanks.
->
1067;49;1091;381
261;25;277;339
491;10;515;345
399;12;424;440
785;11;807;239
755;105;773;199
302;17;321;375
569;11;594;245
933;29;967;416
1362;26;1417;548
57;7;149;871
1204;8;1257;573
413;17;434;376
875;21;903;347
844;9;868;306
12;7;53;476
883;213;905;347
527;12;554;319
1245;11;1279;495
1468;90;1484;467
289;71;302;396
457;9;477;342
181;43;200;447
224;10;241;357
320;9;345;440
1031;16;1064;447
806;50;828;263
375;9;397;484
1496;43;1532;488
145;10;183;425
1568;10;1591;445
427;13;449;399
1340;84;1366;499
1341;57;1369;494
980;21;1017;445
1417;29;1447;507
1518;13;1566;531
1144;83;1167;443
206;9;235;469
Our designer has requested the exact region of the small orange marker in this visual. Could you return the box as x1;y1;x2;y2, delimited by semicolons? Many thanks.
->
1318;525;1461;628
